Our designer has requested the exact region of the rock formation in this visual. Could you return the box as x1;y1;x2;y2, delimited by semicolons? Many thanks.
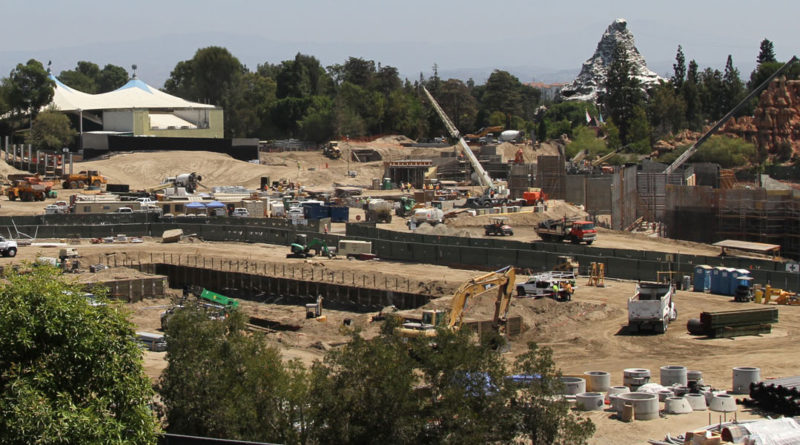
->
560;18;662;102
721;78;800;159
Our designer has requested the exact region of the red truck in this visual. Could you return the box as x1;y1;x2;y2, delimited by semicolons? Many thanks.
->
535;218;597;245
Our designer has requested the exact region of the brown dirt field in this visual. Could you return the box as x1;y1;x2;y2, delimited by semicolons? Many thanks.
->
0;141;788;443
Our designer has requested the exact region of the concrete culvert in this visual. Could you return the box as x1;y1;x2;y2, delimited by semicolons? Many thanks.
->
575;392;605;411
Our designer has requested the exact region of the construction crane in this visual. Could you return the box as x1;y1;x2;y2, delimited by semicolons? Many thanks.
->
421;85;495;190
396;265;516;338
664;56;798;175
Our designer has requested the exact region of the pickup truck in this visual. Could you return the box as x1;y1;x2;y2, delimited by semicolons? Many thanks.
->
0;236;18;257
627;282;677;334
516;271;576;300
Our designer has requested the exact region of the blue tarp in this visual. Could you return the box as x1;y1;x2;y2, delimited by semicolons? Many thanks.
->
185;202;206;209
206;201;225;208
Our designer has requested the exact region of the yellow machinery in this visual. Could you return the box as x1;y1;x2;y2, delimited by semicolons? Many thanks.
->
587;262;605;287
756;285;800;305
62;170;107;189
396;266;515;338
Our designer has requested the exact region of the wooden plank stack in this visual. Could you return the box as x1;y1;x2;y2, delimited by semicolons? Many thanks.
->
699;307;778;338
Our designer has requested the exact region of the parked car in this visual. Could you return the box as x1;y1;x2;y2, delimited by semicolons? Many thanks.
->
231;208;250;217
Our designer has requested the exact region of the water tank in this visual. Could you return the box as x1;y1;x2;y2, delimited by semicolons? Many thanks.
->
732;367;760;394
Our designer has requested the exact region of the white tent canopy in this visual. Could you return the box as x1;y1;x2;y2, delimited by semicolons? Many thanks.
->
49;75;217;112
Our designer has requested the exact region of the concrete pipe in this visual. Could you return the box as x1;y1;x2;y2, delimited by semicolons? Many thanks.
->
658;389;675;402
584;371;611;393
623;368;651;391
575;392;605;411
610;392;632;413
664;396;693;414
709;394;737;413
560;377;586;395
660;365;688;387
673;386;690;397
732;367;761;394
687;370;703;385
618;392;659;420
685;393;707;411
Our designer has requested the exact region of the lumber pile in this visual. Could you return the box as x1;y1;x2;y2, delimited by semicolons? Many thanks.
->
698;307;778;338
746;376;800;416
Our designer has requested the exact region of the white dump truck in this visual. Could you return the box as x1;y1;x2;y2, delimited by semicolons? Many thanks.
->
627;282;677;334
365;199;393;223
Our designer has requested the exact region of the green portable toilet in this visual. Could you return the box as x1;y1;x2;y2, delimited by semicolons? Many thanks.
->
382;177;392;190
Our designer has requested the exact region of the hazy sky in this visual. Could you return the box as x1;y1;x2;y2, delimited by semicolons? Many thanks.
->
3;0;799;86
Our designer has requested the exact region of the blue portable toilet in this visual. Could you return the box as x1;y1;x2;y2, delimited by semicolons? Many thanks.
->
729;269;751;295
718;267;734;296
694;265;712;292
711;266;723;294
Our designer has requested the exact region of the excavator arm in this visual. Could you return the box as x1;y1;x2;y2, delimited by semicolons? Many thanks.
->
447;266;516;330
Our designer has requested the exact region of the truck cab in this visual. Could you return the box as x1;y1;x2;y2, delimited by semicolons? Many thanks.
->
569;221;597;244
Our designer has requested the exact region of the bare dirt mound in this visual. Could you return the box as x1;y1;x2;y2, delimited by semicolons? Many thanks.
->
77;151;383;190
413;222;472;237
0;159;30;179
446;200;588;228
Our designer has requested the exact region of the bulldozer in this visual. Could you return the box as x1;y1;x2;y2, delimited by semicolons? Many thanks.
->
322;141;342;159
395;266;516;338
62;170;107;189
287;234;336;259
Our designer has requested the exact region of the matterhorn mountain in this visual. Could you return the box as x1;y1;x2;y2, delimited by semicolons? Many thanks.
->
560;18;663;102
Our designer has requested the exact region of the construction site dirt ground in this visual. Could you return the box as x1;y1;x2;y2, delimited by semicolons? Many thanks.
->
0;142;789;443
4;239;797;444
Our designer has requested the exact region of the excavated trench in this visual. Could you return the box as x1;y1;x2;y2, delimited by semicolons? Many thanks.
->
137;263;432;313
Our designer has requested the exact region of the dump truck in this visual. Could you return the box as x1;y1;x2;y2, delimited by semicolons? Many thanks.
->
484;216;513;236
627;282;677;334
535;218;597;245
6;177;50;201
365;199;392;223
322;141;342;159
62;170;107;189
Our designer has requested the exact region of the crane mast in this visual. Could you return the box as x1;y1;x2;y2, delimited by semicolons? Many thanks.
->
421;85;494;189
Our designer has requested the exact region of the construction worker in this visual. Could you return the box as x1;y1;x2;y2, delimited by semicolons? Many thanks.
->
551;282;560;299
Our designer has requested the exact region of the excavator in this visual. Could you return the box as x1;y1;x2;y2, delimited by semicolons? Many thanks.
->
287;234;335;259
395;266;516;338
465;126;504;143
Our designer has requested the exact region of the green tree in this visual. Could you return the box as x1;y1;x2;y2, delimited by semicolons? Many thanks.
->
648;81;687;138
308;331;422;444
158;306;310;444
565;126;608;160
5;59;55;121
683;60;702;130
438;79;478;131
481;70;523;127
722;55;746;116
58;61;100;93
698;67;725;121
298;95;335;142
657;135;756;168
26;108;76;150
672;45;686;90
627;105;652;154
511;343;596;444
97;64;129;92
0;266;159;444
757;39;777;64
164;47;244;105
603;44;644;144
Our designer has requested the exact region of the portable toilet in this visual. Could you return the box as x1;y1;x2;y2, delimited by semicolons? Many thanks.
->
718;267;735;296
729;269;751;296
711;266;724;294
694;265;712;292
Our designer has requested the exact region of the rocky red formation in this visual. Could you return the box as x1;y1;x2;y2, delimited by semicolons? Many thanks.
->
722;77;800;158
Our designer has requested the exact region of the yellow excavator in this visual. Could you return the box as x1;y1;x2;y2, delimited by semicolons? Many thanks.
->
396;266;516;338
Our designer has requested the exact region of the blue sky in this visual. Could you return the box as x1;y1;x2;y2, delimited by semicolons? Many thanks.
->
3;0;798;86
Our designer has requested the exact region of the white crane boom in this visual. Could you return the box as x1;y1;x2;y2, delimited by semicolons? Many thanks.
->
421;86;494;188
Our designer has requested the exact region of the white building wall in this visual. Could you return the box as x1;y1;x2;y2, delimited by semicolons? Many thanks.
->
103;111;134;132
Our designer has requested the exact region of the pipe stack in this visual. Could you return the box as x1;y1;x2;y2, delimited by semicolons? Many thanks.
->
748;376;800;416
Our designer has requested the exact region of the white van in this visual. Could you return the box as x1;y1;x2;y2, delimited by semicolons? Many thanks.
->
231;208;250;217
